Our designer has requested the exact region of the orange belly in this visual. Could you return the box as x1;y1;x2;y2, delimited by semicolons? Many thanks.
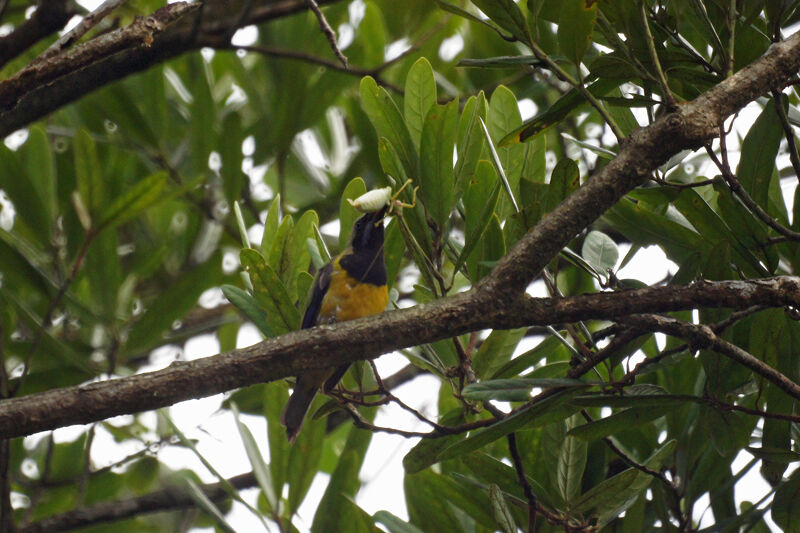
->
319;267;388;323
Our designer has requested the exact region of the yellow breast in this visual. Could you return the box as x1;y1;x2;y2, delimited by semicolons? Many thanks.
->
319;264;388;323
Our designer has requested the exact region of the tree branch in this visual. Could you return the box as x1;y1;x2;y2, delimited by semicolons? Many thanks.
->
0;0;345;136
0;0;74;69
2;277;799;439
19;472;258;533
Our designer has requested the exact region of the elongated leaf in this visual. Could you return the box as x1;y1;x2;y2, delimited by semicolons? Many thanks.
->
435;0;514;40
419;99;459;229
74;128;104;217
472;327;526;379
570;439;676;520
241;248;301;334
127;253;222;351
260;195;281;255
558;415;587;505
463;378;590;402
457;160;500;277
501;78;620;144
568;405;676;441
737;100;782;209
772;473;800;532
458;55;545;68
184;478;237;533
558;0;598;66
471;0;531;44
222;285;272;337
340;177;367;249
489;483;517;533
96;171;168;232
480;118;519;212
437;389;581;461
230;403;277;511
374;511;425;533
404;57;437;150
360;76;417;177
455;92;487;195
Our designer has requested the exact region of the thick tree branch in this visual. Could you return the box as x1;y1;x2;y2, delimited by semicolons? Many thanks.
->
2;277;799;439
0;0;74;69
0;0;343;135
2;35;800;439
19;472;257;533
480;32;800;301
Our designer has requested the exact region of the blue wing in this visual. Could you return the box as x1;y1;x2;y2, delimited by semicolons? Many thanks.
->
301;262;333;329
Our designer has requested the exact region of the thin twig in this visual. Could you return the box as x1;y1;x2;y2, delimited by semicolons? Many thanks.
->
507;433;538;532
705;144;800;241
305;0;347;67
34;0;128;64
771;89;800;184
11;231;96;396
625;314;800;400
639;0;676;108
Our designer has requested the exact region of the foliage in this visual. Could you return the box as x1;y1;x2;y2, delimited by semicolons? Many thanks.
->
1;0;800;531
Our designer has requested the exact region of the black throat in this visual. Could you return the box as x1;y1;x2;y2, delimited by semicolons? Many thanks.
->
339;249;386;286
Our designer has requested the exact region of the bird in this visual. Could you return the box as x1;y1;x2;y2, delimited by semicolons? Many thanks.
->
281;204;389;442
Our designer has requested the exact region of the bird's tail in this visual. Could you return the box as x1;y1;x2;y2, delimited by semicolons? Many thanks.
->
281;379;317;443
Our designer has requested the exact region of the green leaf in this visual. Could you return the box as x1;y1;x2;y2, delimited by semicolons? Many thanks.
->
435;0;514;40
402;408;466;474
458;55;545;68
558;415;588;506
222;285;273;337
360;76;417;178
454;92;488;195
241;248;301;334
568;405;676;442
126;253;221;351
487;85;525;206
339;177;368;249
558;0;598;66
374;511;425;533
480;118;519;213
570;439;676;521
96;171;168;232
404;57;437;150
463;378;590;402
184;478;237;533
311;417;375;533
472;328;526;379
437;389;581;461
737;100;782;209
581;230;619;273
419;99;459;229
260;195;281;255
772;473;800;532
286;209;318;298
220;112;245;204
23;125;57;226
74;128;104;217
471;0;531;44
458;160;500;277
230;403;277;511
489;483;517;533
501;78;620;144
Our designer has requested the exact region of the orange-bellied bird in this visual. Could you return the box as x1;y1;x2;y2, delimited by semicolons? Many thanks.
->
281;205;389;442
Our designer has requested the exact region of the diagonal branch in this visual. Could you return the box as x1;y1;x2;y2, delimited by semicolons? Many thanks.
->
0;0;345;137
624;313;800;399
0;0;74;69
1;34;800;440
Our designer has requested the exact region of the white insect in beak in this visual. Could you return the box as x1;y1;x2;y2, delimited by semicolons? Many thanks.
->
348;186;393;213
